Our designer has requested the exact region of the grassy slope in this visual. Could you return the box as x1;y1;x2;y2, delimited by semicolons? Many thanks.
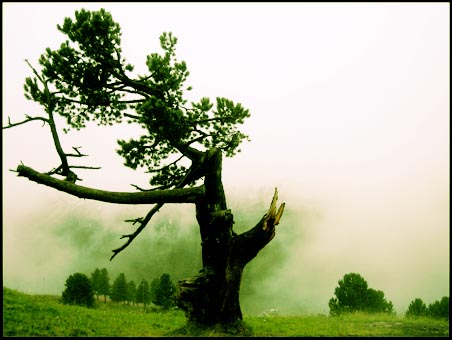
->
3;287;449;337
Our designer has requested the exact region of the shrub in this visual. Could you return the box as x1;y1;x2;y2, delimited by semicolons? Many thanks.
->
61;272;95;307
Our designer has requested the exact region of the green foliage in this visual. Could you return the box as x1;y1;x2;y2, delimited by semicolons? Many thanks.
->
90;268;101;298
90;268;110;302
427;297;449;320
98;268;111;302
406;298;428;318
127;280;137;305
110;273;128;303
328;273;393;316
406;297;449;320
151;273;176;309
61;272;95;308
136;279;151;309
4;288;449;337
150;277;159;303
24;8;251;188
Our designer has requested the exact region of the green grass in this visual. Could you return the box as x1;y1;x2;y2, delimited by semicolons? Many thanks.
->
3;287;449;337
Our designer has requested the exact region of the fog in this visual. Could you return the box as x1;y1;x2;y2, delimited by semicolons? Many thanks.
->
2;3;449;315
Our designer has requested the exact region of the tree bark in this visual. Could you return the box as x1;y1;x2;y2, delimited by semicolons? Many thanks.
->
177;148;285;327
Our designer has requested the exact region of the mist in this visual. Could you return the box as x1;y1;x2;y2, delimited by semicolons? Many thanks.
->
2;2;449;317
3;180;449;315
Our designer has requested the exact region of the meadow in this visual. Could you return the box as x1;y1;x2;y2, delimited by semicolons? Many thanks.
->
3;287;449;337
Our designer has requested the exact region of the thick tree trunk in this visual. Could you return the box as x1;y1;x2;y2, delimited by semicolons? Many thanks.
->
177;148;285;327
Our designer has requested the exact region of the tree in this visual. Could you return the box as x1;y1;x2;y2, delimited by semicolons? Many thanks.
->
99;268;111;303
152;273;176;309
110;273;128;304
364;288;394;314
4;8;285;327
406;298;428;318
328;273;394;315
90;268;102;300
427;296;449;320
62;272;95;307
127;280;137;305
136;279;151;310
150;278;160;304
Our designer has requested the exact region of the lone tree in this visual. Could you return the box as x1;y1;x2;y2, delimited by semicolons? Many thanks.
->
4;8;285;327
328;273;394;315
62;272;95;308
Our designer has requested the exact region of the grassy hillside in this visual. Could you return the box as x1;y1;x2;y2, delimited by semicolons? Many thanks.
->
3;287;449;337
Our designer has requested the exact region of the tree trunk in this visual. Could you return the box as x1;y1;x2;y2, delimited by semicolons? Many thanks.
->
13;149;284;327
177;148;284;327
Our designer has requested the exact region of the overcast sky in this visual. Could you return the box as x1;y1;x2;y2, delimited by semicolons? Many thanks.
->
2;3;449;315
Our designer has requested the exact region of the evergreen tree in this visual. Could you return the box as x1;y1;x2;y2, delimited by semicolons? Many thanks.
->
90;268;102;300
99;268;110;303
127;280;137;305
428;296;449;319
406;298;428;318
110;273;128;304
6;7;285;326
150;277;159;303
136;279;151;310
328;273;393;315
153;273;176;309
62;272;95;307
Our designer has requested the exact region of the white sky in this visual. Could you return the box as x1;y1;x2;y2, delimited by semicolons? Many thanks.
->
2;3;450;315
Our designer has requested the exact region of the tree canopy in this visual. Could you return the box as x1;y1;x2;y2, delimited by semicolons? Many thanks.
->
328;273;393;315
62;272;95;308
6;8;257;260
21;8;250;187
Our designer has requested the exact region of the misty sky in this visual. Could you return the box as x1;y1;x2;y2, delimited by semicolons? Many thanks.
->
2;3;449;315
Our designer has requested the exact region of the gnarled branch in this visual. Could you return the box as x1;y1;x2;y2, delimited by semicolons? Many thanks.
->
16;164;204;204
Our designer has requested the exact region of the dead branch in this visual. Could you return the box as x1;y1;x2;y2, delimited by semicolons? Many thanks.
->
3;115;49;129
110;203;164;260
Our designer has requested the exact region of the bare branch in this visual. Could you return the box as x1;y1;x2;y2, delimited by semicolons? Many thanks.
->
110;203;163;260
145;155;184;173
3;115;49;129
69;165;102;170
16;164;204;204
124;113;141;120
124;217;143;225
65;146;88;158
59;96;143;106
110;155;207;259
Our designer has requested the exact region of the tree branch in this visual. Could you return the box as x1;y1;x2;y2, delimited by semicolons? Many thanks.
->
110;203;164;260
16;164;204;204
110;155;207;259
3;115;49;129
65;146;88;158
233;188;285;265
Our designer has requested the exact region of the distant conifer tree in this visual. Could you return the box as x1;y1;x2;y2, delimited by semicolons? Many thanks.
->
62;272;95;307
